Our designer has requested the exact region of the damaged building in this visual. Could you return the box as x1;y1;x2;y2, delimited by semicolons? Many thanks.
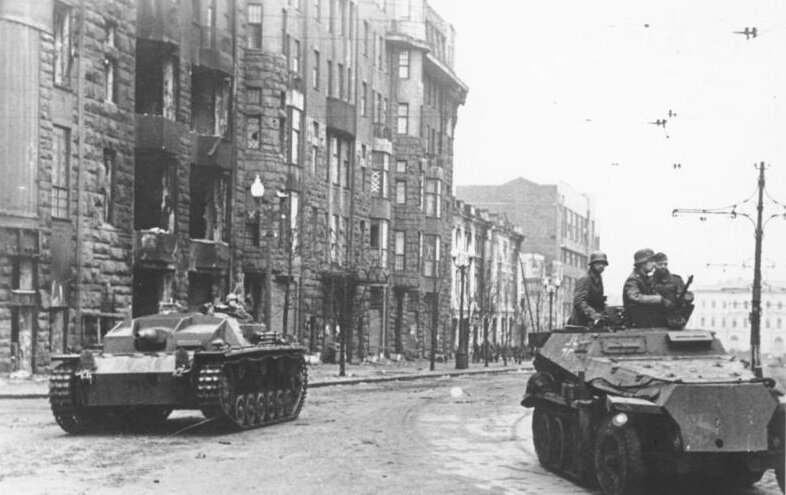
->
0;0;467;373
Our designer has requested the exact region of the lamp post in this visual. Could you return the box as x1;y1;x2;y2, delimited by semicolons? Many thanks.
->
544;276;556;331
453;250;472;370
250;174;272;332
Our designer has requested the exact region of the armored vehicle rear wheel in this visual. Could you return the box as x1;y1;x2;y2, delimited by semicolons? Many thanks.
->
594;419;643;495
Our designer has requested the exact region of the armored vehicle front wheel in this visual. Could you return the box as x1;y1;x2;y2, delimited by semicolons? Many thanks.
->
532;408;552;467
593;418;643;495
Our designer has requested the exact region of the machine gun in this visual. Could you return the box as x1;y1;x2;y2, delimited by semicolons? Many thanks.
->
667;274;694;329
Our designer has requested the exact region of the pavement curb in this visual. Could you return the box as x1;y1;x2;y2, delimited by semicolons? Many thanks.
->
0;365;533;399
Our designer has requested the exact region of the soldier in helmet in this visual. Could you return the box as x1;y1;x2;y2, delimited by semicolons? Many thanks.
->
651;252;694;329
569;251;609;328
623;248;671;327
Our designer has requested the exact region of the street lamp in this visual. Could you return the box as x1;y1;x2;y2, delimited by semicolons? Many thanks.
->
453;249;473;370
543;276;560;331
250;174;272;333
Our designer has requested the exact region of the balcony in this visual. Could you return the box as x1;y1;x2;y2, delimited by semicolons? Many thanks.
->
326;97;356;137
373;123;392;141
134;229;178;266
9;289;38;307
370;197;391;220
135;115;188;154
373;124;393;153
189;239;230;271
191;23;233;74
192;135;234;170
137;0;181;44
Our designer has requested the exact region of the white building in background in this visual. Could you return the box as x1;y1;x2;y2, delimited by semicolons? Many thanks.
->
691;280;786;357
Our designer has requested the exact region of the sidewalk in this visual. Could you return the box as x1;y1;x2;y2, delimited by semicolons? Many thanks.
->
0;358;533;399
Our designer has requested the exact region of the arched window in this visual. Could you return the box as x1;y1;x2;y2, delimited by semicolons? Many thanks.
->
730;335;739;350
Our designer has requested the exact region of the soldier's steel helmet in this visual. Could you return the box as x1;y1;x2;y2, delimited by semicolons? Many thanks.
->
634;248;655;265
652;252;668;262
589;251;609;266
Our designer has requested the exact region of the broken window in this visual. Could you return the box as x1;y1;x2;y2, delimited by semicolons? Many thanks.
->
425;178;441;218
423;234;440;277
82;314;120;348
11;256;36;372
369;219;389;268
104;57;118;103
289;191;300;252
290;108;301;164
248;3;263;49
190;165;229;242
135;40;179;118
247;115;261;149
54;2;73;87
191;68;232;137
134;156;175;231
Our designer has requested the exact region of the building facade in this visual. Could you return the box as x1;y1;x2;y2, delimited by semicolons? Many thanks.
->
691;280;786;357
450;199;525;354
456;178;600;328
0;0;467;373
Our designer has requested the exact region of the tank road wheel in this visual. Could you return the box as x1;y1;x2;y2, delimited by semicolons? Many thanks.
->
532;407;552;468
265;390;278;421
282;389;295;417
250;393;264;426
219;368;235;419
593;418;643;495
234;395;248;427
275;390;286;419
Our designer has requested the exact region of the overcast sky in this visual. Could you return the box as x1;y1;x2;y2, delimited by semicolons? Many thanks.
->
429;0;786;298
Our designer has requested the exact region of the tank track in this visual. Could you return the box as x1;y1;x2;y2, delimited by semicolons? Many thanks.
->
49;363;102;434
196;354;307;430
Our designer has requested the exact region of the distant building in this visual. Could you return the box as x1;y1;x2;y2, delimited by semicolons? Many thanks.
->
691;280;786;357
451;199;525;352
457;178;600;327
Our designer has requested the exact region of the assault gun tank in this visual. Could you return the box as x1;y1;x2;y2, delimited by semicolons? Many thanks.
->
521;317;785;495
49;312;307;433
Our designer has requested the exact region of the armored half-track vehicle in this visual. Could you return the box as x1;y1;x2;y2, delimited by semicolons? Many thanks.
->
522;325;785;495
49;312;307;433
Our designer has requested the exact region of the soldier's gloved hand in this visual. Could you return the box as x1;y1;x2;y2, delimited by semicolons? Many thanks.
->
661;298;674;309
592;316;607;329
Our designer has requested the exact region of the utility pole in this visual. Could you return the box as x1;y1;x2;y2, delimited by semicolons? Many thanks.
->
673;162;785;378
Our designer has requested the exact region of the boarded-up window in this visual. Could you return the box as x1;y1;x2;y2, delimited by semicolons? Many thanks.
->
52;126;70;218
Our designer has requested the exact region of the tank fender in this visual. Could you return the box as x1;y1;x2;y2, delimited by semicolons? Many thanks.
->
521;371;556;408
605;395;664;415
